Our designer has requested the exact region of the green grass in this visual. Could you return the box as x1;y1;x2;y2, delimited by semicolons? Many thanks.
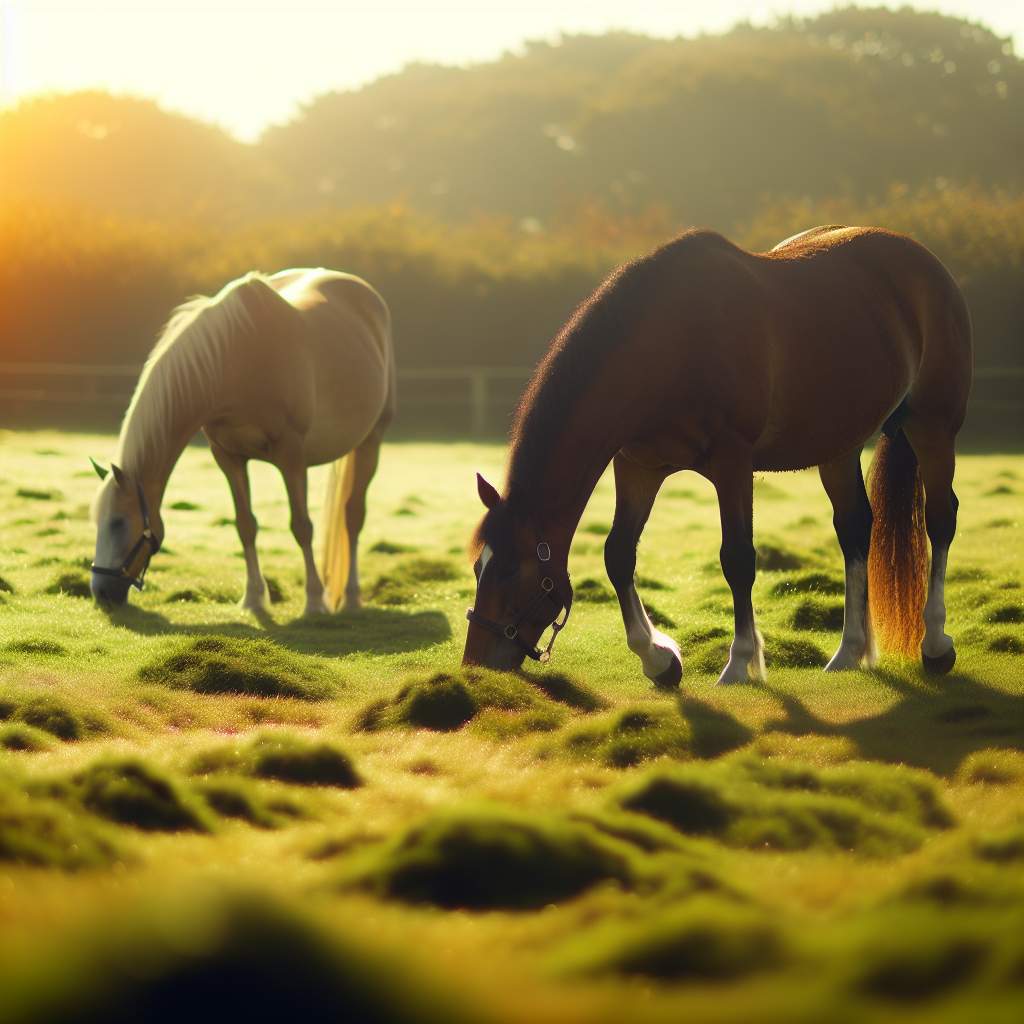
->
0;433;1023;1021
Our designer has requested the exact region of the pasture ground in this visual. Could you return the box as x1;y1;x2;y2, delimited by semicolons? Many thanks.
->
1;431;1022;1023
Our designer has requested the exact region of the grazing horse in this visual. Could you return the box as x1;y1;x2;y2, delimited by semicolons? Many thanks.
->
464;226;972;685
90;268;395;613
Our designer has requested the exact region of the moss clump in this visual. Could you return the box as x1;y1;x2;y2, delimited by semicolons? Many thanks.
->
791;598;845;631
400;557;459;582
195;778;292;829
369;540;417;554
972;827;1024;863
4;637;67;656
618;761;935;857
987;603;1023;624
14;696;86;741
645;604;676;629
525;672;606;711
560;902;786;982
575;578;615;603
366;575;416;605
168;500;200;510
45;572;91;598
770;572;844;597
756;542;807;571
192;733;360;789
16;487;58;500
6;892;471;1024
70;758;214;833
766;635;828;668
348;806;631;910
0;723;53;752
355;669;563;734
138;636;335;700
988;634;1024;654
849;911;989;1001
563;707;694;768
0;782;119;870
734;758;953;830
956;749;1024;785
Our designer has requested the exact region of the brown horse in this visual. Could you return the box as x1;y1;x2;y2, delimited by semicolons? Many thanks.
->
464;226;972;686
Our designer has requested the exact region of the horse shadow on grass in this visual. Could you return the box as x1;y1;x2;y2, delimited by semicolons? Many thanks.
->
754;667;1024;776
107;604;451;658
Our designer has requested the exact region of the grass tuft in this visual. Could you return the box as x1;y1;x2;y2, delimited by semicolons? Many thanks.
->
791;598;845;631
195;778;293;829
0;576;14;594
369;540;417;554
756;542;808;571
138;636;336;700
618;759;941;856
14;696;88;741
986;603;1023;624
770;572;845;597
558;901;786;982
0;723;54;752
0;780;120;870
45;572;91;598
956;749;1024;785
355;669;566;734
68;758;214;832
575;578;615;603
192;733;360;788
346;806;631;910
4;637;67;656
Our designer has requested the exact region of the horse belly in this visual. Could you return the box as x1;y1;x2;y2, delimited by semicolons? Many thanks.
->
752;347;912;471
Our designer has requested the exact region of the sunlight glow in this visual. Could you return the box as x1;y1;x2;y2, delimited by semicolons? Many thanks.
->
1;1;1022;140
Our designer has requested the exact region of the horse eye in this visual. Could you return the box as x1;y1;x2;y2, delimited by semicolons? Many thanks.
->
110;517;126;531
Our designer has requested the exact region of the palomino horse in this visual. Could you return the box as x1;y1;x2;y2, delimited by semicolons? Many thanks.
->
464;226;972;685
90;268;395;614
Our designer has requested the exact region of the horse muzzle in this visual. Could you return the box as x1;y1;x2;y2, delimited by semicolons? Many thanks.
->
91;572;132;607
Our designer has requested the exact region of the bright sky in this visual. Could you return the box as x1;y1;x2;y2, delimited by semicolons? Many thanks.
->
2;1;1021;140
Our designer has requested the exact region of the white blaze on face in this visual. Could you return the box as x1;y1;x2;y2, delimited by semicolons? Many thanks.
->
473;544;494;593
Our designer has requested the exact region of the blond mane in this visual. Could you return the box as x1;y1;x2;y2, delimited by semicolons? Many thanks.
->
116;272;269;470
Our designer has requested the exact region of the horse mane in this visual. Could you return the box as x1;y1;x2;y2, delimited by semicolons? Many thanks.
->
505;229;729;505
116;272;272;469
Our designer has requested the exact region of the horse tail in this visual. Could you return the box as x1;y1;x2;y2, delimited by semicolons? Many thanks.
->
320;452;356;611
867;428;928;657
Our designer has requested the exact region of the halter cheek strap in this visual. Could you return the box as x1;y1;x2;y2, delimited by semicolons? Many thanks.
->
90;482;161;591
465;542;574;663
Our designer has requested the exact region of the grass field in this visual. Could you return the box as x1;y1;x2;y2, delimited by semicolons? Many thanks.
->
1;430;1022;1023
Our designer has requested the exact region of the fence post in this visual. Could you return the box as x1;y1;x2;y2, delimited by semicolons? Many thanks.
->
470;370;488;437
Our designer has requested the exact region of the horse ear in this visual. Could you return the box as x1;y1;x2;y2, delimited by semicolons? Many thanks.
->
89;457;109;481
476;473;500;510
111;464;128;488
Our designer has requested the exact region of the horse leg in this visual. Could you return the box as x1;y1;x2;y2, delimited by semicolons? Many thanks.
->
342;428;384;610
276;442;329;616
819;451;877;670
604;454;681;688
904;422;959;674
211;444;266;611
709;445;764;685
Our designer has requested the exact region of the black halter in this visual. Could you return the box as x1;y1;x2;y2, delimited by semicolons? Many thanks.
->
466;541;574;663
90;482;161;591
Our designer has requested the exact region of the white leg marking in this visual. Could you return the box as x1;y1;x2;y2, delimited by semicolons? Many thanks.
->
239;543;268;612
922;548;953;658
622;588;680;682
717;625;765;685
826;560;871;671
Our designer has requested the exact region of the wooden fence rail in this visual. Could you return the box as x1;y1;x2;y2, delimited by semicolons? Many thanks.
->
1;363;1021;437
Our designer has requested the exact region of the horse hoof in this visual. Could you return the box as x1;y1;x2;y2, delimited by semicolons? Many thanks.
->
652;655;682;690
922;645;956;676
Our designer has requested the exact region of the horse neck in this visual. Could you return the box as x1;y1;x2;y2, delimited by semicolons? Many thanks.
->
506;406;625;559
116;351;214;510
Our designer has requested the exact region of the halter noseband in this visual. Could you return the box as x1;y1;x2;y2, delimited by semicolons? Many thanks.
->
90;482;161;591
466;541;573;663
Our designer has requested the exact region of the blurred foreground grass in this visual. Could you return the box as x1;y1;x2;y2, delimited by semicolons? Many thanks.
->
1;431;1022;1022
